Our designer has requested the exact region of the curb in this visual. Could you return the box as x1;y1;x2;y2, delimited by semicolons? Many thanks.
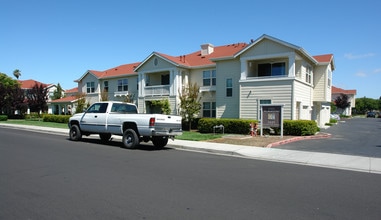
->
266;132;332;148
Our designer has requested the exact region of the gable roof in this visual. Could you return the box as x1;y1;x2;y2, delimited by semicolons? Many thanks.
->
135;43;248;71
332;86;357;95
65;87;78;94
50;95;78;104
76;62;140;82
313;54;335;70
234;34;319;64
18;79;51;89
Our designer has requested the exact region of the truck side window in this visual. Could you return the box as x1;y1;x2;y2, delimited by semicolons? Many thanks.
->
98;103;108;113
87;103;108;113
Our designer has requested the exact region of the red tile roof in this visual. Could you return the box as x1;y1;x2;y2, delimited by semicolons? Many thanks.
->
65;87;78;93
50;96;78;103
18;79;50;89
332;86;357;95
313;54;333;63
87;62;140;80
156;43;248;68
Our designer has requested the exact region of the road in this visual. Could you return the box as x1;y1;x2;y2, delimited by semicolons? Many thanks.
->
1;127;381;219
279;117;381;158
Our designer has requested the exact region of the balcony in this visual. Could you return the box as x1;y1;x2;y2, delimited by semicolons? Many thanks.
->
114;91;129;97
144;85;170;96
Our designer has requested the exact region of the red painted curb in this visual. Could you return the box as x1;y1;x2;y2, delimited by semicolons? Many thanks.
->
266;133;332;148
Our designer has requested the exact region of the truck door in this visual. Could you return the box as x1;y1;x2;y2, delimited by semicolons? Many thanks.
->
80;103;108;133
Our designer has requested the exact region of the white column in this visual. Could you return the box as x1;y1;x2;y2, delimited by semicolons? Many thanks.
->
288;55;295;77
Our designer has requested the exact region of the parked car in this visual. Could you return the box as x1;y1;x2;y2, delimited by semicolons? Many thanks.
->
330;114;340;120
366;112;376;118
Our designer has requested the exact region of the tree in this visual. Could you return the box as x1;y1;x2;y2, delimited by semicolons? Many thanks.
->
333;94;351;114
26;83;48;116
354;97;378;114
13;69;21;79
0;73;24;115
179;82;201;131
75;93;87;114
150;99;171;115
100;89;108;101
52;83;64;100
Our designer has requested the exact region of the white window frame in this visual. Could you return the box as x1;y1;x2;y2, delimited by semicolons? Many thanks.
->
226;78;232;97
86;82;95;93
118;79;128;92
203;70;216;86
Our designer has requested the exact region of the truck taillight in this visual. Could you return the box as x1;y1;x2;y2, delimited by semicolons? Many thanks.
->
149;117;155;127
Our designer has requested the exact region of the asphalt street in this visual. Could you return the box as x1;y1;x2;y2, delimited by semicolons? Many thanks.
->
1;127;381;219
278;118;381;158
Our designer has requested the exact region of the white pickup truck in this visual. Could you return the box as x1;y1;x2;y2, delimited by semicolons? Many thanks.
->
68;101;182;148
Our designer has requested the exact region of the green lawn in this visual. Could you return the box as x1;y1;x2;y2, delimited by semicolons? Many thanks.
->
0;119;222;141
0;119;69;129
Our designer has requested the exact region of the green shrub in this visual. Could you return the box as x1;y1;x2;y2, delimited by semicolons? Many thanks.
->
43;114;71;123
329;119;337;124
0;115;8;121
198;118;257;134
283;120;318;136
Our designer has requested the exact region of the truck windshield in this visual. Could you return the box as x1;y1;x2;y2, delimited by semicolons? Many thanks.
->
111;103;137;114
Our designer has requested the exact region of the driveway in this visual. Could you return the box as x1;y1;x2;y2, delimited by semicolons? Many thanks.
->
277;117;381;158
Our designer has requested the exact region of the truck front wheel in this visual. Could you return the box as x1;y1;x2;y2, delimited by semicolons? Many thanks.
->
69;124;82;141
152;136;169;148
122;129;139;149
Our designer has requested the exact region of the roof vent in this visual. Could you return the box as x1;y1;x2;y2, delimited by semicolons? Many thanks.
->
201;43;214;56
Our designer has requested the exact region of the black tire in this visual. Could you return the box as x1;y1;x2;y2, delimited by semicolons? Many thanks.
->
69;124;82;141
99;133;112;142
152;136;169;148
122;129;139;149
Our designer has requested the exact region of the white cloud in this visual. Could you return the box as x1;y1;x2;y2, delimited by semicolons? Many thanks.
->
344;53;375;60
355;71;367;77
373;68;381;74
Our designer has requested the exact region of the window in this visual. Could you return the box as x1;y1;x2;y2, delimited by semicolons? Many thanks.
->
86;82;95;93
226;78;232;97
203;70;216;86
104;81;109;92
328;69;332;88
118;79;128;91
203;102;216;118
87;103;108;113
306;66;312;84
258;62;286;77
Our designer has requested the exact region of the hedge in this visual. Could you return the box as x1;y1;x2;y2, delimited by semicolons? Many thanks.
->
283;120;318;136
43;115;71;124
198;118;319;136
198;118;257;134
0;115;8;121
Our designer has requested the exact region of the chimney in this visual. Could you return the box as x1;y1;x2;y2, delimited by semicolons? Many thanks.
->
201;43;214;56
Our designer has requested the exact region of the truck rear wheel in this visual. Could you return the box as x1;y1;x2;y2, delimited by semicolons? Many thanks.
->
69;124;82;141
152;136;169;148
122;129;139;149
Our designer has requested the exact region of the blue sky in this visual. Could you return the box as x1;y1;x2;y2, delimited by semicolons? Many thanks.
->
1;0;380;99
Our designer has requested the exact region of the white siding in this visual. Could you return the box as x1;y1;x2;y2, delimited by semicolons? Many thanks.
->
240;79;293;120
294;81;313;120
215;59;241;118
243;39;294;57
313;65;328;102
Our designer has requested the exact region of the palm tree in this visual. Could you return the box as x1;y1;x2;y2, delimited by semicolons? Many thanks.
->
13;69;21;79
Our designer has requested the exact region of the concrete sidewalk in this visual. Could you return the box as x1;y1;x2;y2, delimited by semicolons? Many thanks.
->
1;123;380;174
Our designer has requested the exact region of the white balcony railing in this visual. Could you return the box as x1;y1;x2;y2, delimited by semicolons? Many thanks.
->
144;85;170;96
114;91;129;97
